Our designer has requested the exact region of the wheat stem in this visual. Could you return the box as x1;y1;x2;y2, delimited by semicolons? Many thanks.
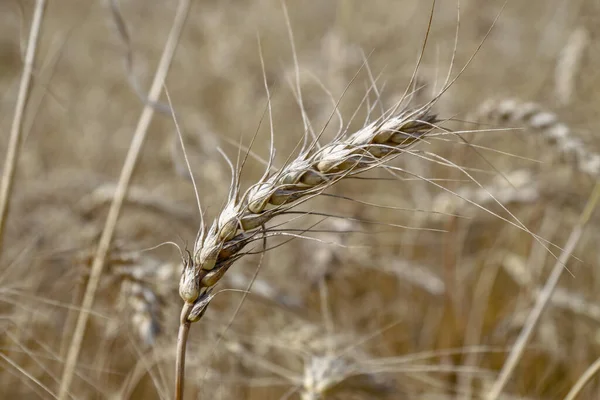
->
175;303;192;400
0;0;46;255
57;1;190;398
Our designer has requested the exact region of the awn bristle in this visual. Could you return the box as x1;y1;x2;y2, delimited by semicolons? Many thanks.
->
431;168;539;219
178;106;440;322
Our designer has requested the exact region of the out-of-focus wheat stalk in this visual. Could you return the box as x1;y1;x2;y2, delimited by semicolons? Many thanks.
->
486;182;600;400
57;0;191;398
0;0;46;255
555;27;588;106
564;355;600;400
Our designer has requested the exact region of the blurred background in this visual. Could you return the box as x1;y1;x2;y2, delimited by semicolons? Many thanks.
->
1;0;600;398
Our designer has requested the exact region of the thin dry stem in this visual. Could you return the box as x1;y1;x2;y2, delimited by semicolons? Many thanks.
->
564;356;600;400
0;0;46;254
486;181;600;400
57;1;191;398
554;27;588;106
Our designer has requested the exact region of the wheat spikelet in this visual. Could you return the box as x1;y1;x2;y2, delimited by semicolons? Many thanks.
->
476;98;600;178
179;106;440;321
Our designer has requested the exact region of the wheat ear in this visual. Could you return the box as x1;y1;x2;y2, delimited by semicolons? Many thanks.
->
173;3;508;395
178;105;439;316
173;104;440;398
476;98;600;177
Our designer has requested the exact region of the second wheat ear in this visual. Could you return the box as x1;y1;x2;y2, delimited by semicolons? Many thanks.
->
178;105;440;323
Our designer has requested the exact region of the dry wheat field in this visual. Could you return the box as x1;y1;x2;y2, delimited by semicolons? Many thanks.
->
2;0;600;399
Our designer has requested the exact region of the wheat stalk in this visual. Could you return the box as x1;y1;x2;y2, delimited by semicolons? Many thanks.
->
554;27;588;106
172;102;441;398
57;0;191;397
0;0;45;255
